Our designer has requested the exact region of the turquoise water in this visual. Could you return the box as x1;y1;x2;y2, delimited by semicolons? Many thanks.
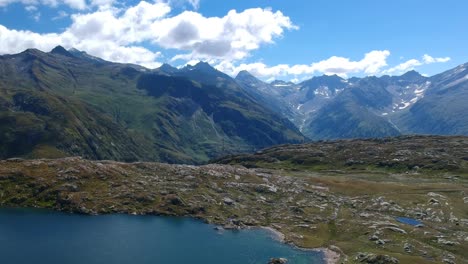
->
396;217;423;226
0;208;324;264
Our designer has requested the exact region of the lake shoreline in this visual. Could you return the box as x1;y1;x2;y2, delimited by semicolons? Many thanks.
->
260;226;340;264
2;206;336;264
0;207;327;264
20;205;340;263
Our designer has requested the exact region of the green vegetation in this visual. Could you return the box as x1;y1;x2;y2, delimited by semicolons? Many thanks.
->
0;48;304;163
215;135;468;175
1;136;467;263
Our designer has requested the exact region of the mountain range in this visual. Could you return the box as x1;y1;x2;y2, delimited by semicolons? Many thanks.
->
0;46;304;163
235;63;468;140
0;46;467;163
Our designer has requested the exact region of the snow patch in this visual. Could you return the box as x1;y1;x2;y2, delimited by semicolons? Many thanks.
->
453;65;466;75
314;86;330;97
398;101;411;110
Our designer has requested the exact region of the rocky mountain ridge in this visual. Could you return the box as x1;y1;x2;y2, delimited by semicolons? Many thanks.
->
0;46;305;163
235;64;468;139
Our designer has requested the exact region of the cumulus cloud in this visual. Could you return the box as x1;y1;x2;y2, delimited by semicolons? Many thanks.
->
0;1;296;68
0;25;63;53
0;0;452;80
160;8;297;61
0;23;162;68
422;54;450;64
383;54;451;75
216;50;391;79
215;50;451;81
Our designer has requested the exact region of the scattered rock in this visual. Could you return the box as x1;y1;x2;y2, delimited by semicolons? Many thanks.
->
442;259;455;264
403;243;412;253
223;197;235;205
383;227;407;234
268;257;288;264
428;198;440;205
166;194;184;206
376;239;386;245
437;238;459;246
356;252;399;263
360;213;372;218
59;183;79;192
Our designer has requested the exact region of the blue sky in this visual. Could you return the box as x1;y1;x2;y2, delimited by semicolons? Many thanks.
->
0;0;466;81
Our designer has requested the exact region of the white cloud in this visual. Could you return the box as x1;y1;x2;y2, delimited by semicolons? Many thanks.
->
24;5;37;11
52;10;68;20
0;23;162;68
216;50;391;79
383;54;451;75
0;1;452;80
422;54;450;64
0;25;63;53
383;59;422;74
0;2;295;69
216;50;451;81
89;0;114;9
161;8;297;61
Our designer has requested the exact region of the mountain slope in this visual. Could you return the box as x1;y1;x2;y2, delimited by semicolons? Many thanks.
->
234;70;299;123
303;77;401;139
396;63;468;135
0;47;305;163
260;65;466;140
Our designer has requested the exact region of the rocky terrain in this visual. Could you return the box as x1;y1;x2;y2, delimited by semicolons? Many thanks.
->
1;136;467;263
215;135;468;173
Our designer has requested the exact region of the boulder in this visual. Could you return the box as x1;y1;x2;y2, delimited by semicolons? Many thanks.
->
268;258;288;264
223;197;235;205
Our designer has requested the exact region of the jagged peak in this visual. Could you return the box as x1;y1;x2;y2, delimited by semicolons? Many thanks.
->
182;61;220;74
401;70;422;78
50;45;75;58
317;74;344;80
193;61;215;70
158;63;179;73
398;70;426;82
21;48;43;55
235;70;256;79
